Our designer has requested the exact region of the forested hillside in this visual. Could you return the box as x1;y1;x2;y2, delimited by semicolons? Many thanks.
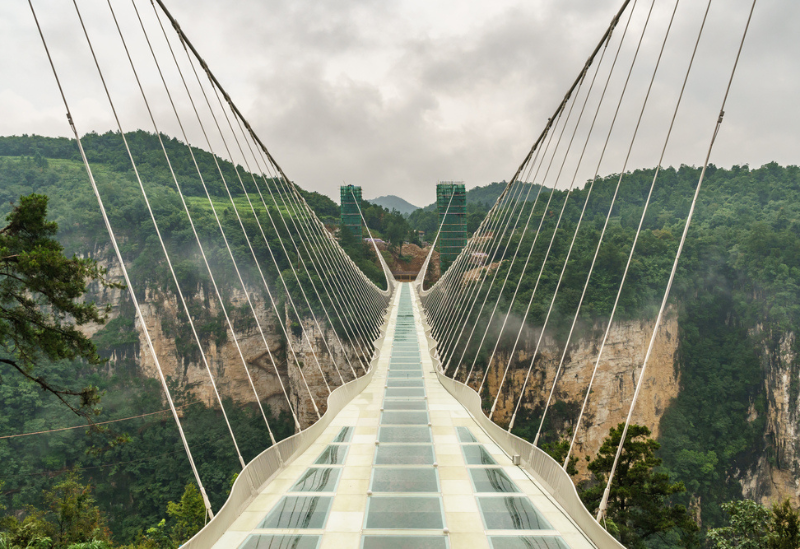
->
2;131;800;546
0;132;380;545
438;162;800;531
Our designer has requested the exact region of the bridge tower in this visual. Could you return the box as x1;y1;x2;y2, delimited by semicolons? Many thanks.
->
436;181;467;272
340;184;363;238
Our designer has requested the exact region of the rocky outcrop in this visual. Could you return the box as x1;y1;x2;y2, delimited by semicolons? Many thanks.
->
741;330;800;507
285;314;365;427
80;249;368;432
478;311;680;482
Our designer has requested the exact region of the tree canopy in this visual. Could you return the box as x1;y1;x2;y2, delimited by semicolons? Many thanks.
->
0;194;117;422
580;424;698;548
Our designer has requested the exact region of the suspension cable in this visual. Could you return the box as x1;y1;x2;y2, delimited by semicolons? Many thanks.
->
481;0;650;401
430;177;531;329
104;0;247;468
445;151;549;378
561;0;711;469
498;0;663;428
276;177;385;347
458;33;611;387
414;190;454;293
219;98;365;378
28;0;214;519
474;66;593;395
136;0;302;430
595;0;755;522
435;180;533;357
177;39;339;393
533;0;689;446
429;182;527;347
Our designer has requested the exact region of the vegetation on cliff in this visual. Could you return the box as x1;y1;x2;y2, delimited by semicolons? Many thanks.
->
440;162;800;533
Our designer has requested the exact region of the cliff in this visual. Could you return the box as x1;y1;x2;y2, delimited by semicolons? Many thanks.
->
82;249;360;431
741;329;800;507
479;311;680;482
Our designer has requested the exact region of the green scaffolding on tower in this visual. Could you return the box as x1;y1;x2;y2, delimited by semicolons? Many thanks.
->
340;184;363;238
436;182;467;272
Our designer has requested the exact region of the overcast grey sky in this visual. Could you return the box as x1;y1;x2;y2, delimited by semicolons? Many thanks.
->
2;0;797;206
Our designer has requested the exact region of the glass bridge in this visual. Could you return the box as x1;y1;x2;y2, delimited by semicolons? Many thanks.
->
203;284;598;549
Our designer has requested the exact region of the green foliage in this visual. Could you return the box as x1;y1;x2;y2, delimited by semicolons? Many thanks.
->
580;424;697;548
1;472;110;549
540;435;579;476
770;499;800;549
708;498;800;549
337;219;386;289
0;509;52;549
165;484;205;545
0;195;118;422
42;473;110;548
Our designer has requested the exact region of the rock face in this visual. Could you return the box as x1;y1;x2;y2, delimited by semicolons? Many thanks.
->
285;314;365;427
740;330;800;507
81;250;369;432
133;285;292;416
477;311;680;482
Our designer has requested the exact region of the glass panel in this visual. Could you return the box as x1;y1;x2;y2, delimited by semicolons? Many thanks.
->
456;427;478;443
291;468;341;492
385;388;425;398
259;496;333;529
375;445;435;465
470;468;519;493
478;497;552;530
388;371;423;378
365;496;444;529
382;400;428;411
462;445;498;465
379;426;432;443
381;411;429;425
332;426;354;443
362;536;448;549
371;468;439;492
387;379;425;388
389;364;422;370
489;536;570;549
239;534;321;549
315;445;348;465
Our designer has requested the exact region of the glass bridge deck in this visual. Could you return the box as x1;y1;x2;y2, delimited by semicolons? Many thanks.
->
214;284;594;549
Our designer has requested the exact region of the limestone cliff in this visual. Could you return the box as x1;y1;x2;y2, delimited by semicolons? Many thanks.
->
476;311;680;482
81;249;366;431
741;329;800;507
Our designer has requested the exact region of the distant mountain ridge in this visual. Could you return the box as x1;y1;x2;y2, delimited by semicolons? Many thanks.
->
367;195;420;215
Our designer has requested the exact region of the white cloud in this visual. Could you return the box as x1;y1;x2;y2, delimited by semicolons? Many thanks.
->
2;0;797;206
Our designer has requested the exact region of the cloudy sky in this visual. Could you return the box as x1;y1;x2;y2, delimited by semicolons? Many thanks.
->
2;0;797;206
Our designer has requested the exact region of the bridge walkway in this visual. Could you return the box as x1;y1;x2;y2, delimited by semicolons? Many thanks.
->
212;283;596;549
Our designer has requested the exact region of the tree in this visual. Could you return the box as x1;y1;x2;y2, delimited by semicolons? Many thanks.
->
0;194;118;421
165;484;205;545
0;507;52;549
580;423;698;548
708;498;800;549
384;217;409;254
541;435;579;476
770;498;800;549
44;473;110;548
1;473;109;549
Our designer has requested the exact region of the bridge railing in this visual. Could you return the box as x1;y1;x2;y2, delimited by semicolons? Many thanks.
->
181;303;392;549
416;292;625;549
